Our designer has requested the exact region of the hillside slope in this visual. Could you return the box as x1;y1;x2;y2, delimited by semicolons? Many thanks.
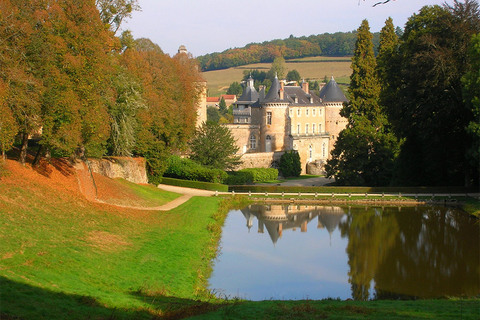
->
0;159;223;319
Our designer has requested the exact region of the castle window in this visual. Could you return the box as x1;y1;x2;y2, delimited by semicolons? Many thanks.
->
249;134;256;149
267;112;272;125
319;123;322;132
297;109;301;116
297;124;300;134
306;109;309;116
312;124;316;133
313;108;316;116
305;124;309;134
319;108;322;116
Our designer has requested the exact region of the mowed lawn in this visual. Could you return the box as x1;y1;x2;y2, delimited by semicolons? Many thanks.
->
0;160;225;319
202;56;352;96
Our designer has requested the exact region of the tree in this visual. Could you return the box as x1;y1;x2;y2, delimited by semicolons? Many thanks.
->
267;56;286;81
286;70;301;83
0;81;17;160
95;0;140;34
207;106;221;123
279;150;301;177
218;97;227;114
190;122;241;170
385;1;480;186
226;81;243;97
341;20;381;122
326;19;399;186
462;33;480;185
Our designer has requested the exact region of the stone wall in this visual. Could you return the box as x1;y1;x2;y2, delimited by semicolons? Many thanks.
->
235;151;284;170
87;157;148;184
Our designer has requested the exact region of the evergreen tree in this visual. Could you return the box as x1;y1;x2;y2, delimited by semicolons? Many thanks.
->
286;70;301;83
326;19;399;186
190;122;241;170
226;81;243;97
341;20;380;122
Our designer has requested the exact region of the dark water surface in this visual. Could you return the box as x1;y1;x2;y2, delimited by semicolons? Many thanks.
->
208;205;479;301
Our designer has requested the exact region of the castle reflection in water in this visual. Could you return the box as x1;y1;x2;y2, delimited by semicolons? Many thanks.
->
241;204;345;245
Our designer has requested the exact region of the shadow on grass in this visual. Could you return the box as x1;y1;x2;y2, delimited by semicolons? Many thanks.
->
0;276;221;320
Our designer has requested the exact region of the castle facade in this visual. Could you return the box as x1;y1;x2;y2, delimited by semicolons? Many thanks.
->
225;75;347;174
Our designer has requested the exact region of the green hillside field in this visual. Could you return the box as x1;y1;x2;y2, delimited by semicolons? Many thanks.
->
202;56;352;96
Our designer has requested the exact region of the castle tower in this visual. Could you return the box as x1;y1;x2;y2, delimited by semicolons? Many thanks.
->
261;76;290;152
319;76;348;157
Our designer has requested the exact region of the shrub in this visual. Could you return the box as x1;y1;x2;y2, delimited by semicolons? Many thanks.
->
160;177;228;192
240;168;278;182
164;155;228;183
279;151;301;177
224;171;254;185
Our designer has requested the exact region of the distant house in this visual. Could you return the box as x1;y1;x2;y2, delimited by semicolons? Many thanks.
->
206;97;220;108
220;94;237;106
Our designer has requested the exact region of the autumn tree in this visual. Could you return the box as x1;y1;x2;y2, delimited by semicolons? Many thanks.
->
0;81;17;160
0;0;42;164
267;56;286;81
95;0;140;34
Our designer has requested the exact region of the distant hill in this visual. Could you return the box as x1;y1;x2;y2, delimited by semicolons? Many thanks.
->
197;32;380;72
202;56;352;96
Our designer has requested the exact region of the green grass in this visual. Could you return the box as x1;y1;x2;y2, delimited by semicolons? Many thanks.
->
0;169;231;319
186;299;480;320
112;178;181;206
203;56;351;96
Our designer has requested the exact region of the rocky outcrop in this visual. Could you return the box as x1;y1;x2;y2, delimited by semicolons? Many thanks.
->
86;157;148;184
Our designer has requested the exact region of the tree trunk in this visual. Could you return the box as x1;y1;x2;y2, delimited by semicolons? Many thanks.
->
19;132;29;165
33;144;44;167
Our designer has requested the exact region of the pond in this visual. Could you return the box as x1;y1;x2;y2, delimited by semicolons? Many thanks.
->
208;204;479;301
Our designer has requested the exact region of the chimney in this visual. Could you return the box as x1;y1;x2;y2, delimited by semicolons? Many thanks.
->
302;80;309;94
280;81;284;100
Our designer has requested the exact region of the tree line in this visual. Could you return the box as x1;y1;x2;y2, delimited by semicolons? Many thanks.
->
197;32;385;72
325;0;479;187
0;0;202;181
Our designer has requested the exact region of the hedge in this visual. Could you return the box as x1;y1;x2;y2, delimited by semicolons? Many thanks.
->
240;168;278;182
163;155;228;183
160;177;229;192
224;171;254;185
228;185;477;194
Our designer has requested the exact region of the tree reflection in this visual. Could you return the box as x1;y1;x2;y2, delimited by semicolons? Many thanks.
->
340;206;480;300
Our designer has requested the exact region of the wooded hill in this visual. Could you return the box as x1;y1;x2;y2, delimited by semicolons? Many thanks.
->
197;31;383;71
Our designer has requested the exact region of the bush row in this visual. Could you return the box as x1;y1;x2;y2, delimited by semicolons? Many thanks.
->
160;177;229;192
163;156;227;183
228;185;477;194
224;168;279;185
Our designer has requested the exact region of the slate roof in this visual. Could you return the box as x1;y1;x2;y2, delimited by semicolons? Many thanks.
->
237;76;259;104
284;86;322;105
318;76;347;102
263;76;288;103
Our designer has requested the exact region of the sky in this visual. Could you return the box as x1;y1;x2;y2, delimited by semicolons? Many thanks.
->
123;0;456;57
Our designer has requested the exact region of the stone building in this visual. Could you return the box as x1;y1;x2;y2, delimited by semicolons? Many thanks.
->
225;75;347;174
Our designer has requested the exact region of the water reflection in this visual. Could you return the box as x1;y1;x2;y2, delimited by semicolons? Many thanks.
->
210;205;479;301
241;204;344;245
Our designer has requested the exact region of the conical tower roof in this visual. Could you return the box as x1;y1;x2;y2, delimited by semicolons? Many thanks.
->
263;75;287;103
237;75;259;103
319;76;347;102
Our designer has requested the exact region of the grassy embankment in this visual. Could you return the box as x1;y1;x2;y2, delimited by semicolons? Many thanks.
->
202;56;351;96
0;160;478;319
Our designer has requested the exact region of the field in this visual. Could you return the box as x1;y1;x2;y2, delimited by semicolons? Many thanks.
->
0;159;478;319
202;56;352;96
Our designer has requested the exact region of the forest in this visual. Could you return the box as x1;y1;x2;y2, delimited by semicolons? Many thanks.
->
325;0;479;187
197;31;383;72
0;0;202;181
